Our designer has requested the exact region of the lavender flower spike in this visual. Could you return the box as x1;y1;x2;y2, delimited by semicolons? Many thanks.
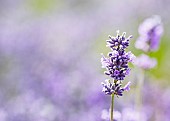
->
135;15;163;52
101;31;135;96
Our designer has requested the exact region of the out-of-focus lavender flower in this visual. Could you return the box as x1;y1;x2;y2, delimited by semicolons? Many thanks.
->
101;109;121;121
101;108;148;121
4;91;58;121
134;54;157;69
135;15;163;52
122;108;148;121
101;31;135;96
0;109;7;121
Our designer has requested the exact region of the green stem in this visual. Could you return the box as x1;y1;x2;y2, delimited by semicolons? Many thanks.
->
110;93;114;121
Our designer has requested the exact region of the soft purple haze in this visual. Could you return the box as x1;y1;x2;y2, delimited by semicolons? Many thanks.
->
0;0;169;121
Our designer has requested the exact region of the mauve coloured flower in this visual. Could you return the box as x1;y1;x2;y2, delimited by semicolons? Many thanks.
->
134;54;157;69
135;15;163;52
101;31;135;96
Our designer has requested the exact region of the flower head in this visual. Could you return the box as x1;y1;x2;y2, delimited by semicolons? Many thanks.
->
101;31;135;81
101;31;135;96
107;30;132;50
135;15;163;52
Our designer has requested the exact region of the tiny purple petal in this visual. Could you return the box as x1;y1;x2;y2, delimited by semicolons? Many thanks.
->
125;68;131;75
125;51;136;63
101;53;111;68
123;81;131;91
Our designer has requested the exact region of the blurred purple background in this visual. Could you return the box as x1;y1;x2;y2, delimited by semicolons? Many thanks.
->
0;0;170;121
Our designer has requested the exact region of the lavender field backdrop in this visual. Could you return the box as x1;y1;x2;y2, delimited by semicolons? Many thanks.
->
0;0;170;121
